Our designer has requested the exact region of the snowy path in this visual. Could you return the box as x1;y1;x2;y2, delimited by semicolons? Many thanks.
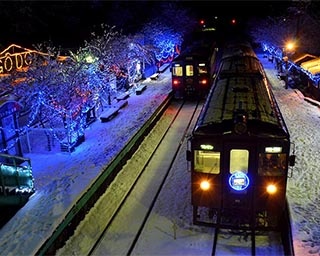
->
261;56;320;255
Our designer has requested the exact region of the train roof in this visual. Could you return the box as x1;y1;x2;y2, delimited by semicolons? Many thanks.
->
173;42;216;63
219;55;263;78
194;54;289;138
220;41;255;59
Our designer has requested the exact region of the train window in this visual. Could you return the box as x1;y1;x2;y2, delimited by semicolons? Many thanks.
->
194;150;220;174
198;64;208;75
186;65;194;76
230;149;249;174
258;153;286;176
172;66;183;76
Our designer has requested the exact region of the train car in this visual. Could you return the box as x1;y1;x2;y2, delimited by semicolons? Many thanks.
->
171;41;218;100
187;41;295;230
0;153;35;206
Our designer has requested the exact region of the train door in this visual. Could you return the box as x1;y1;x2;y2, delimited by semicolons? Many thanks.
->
196;62;210;97
222;144;256;216
171;61;183;95
184;58;196;96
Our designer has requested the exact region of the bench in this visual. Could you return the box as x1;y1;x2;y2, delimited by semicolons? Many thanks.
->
100;100;128;122
60;134;85;152
100;108;120;122
135;84;147;95
115;99;128;109
150;73;160;80
116;92;129;101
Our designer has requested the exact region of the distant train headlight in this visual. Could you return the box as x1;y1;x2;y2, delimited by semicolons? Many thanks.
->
200;180;210;190
266;184;277;194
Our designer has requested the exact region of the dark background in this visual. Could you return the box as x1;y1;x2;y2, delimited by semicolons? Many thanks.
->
0;1;291;49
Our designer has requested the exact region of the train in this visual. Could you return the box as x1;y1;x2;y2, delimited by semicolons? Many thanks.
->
187;41;296;230
0;153;35;206
170;40;218;100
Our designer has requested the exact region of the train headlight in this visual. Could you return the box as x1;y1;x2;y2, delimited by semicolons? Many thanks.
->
266;184;277;194
200;180;210;190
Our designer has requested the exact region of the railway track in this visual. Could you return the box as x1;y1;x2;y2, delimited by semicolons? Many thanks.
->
56;99;203;255
211;217;291;255
213;201;294;255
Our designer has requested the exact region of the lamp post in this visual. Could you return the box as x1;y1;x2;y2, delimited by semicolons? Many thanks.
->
283;42;295;89
283;54;289;89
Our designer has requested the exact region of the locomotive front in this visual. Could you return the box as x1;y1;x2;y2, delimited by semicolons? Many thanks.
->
188;129;292;229
170;43;217;100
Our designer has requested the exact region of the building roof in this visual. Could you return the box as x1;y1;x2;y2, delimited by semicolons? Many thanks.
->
291;53;318;66
301;57;320;75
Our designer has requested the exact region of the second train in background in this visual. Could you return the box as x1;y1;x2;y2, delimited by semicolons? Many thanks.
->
170;38;218;100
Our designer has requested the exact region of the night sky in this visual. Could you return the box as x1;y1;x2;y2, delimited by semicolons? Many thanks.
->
0;1;291;50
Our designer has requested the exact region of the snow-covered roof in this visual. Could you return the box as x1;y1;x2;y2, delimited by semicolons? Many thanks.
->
300;57;320;75
291;53;318;65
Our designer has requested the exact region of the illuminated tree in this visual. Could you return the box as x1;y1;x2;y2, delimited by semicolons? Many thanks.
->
141;21;182;68
141;2;197;68
80;24;128;101
11;43;93;152
109;33;156;85
83;24;155;93
0;3;200;153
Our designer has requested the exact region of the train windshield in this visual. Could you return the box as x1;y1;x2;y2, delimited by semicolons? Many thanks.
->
230;149;249;174
194;150;220;174
198;63;207;74
186;65;194;76
258;153;286;176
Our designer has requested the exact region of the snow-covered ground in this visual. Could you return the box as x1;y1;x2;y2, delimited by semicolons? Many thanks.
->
262;57;320;256
0;54;319;256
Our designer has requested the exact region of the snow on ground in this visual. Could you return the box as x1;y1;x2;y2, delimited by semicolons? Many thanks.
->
0;54;319;256
0;72;172;255
261;57;320;256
